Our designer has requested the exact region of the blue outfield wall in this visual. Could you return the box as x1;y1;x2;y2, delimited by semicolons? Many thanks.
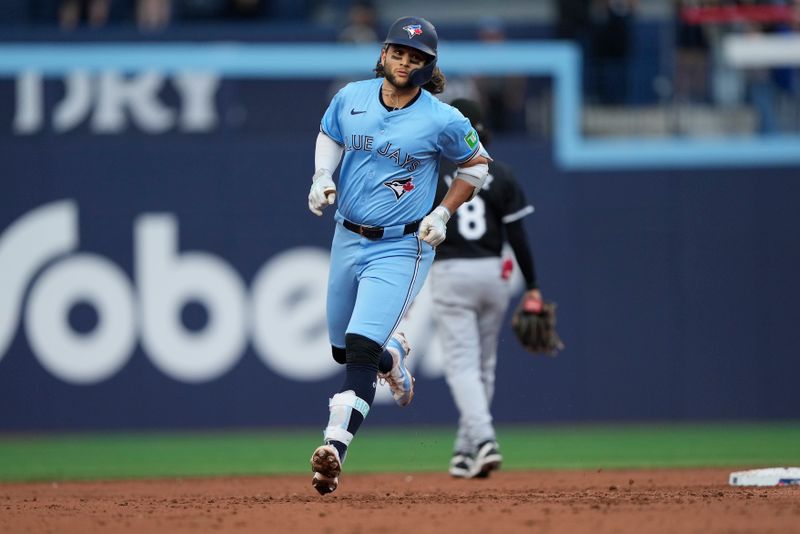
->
0;44;799;431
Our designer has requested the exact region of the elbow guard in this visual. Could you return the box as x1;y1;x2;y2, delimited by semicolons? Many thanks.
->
456;143;491;200
455;163;489;200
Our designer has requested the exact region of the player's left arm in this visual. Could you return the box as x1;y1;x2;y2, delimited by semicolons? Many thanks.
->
419;148;492;246
452;145;491;201
419;110;492;246
435;150;491;214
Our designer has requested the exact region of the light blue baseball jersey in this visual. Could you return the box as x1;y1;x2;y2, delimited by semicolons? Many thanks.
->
321;77;480;227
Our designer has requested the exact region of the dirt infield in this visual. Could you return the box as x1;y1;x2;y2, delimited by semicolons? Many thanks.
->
1;468;798;533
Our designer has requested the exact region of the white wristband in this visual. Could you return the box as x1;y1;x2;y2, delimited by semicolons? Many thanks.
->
433;205;451;222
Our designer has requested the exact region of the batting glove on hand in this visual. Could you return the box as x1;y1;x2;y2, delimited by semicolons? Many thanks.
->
308;170;337;216
418;206;451;246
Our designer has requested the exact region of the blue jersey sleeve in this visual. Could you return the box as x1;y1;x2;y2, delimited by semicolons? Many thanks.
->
320;87;346;145
437;110;481;165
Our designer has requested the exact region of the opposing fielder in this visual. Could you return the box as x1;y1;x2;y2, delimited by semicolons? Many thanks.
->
307;17;491;495
430;99;544;478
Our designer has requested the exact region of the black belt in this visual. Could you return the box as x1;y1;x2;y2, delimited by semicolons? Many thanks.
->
342;218;422;240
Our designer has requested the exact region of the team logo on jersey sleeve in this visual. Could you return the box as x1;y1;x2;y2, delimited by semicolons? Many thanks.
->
465;129;479;150
383;176;415;200
403;24;423;38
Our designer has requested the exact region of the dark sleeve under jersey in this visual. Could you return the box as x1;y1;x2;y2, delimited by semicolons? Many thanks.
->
506;220;538;290
497;161;538;289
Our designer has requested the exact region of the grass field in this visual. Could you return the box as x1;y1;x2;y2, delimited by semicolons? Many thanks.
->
1;422;798;483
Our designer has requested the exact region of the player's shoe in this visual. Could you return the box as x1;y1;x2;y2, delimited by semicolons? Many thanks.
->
471;441;502;478
378;331;415;407
310;444;342;495
449;452;474;478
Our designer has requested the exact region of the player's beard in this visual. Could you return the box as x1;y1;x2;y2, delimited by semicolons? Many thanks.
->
384;68;412;90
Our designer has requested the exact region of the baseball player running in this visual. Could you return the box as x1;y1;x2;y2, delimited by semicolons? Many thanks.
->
307;17;492;495
430;99;543;479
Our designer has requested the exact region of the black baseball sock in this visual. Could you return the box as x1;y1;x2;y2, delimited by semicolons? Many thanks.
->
327;362;377;460
378;349;393;374
339;362;377;432
325;333;383;460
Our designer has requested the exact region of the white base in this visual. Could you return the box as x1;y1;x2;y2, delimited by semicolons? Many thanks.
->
729;467;800;487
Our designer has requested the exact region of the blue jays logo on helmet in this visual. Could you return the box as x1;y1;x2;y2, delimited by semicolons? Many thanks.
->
403;24;423;38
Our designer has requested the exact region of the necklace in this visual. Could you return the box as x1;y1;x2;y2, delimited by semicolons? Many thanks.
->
383;90;400;110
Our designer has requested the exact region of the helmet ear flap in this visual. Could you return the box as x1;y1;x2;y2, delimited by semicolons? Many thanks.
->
410;58;436;87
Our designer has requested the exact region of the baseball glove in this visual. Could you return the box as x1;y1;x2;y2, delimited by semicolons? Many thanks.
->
511;297;565;357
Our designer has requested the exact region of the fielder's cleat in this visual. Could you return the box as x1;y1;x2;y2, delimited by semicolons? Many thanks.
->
449;452;474;478
471;441;502;478
378;331;415;407
310;444;342;495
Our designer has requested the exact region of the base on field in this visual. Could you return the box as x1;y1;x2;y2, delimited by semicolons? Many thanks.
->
729;467;800;486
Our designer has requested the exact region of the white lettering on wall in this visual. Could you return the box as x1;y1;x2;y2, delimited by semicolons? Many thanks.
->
250;247;338;381
25;254;136;384
136;214;247;383
13;71;43;134
12;70;220;135
0;201;78;361
0;200;446;394
54;71;92;133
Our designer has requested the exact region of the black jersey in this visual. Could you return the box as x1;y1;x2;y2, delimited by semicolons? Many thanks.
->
434;159;534;260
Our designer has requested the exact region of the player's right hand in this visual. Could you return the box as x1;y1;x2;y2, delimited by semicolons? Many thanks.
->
308;170;337;216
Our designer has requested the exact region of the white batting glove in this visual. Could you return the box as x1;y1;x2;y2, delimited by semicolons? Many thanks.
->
308;170;337;216
418;206;451;246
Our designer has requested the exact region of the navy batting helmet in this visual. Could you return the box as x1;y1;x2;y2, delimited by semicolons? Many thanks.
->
383;16;438;86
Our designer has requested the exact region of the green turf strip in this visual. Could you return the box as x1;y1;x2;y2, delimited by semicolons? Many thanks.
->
0;422;798;482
